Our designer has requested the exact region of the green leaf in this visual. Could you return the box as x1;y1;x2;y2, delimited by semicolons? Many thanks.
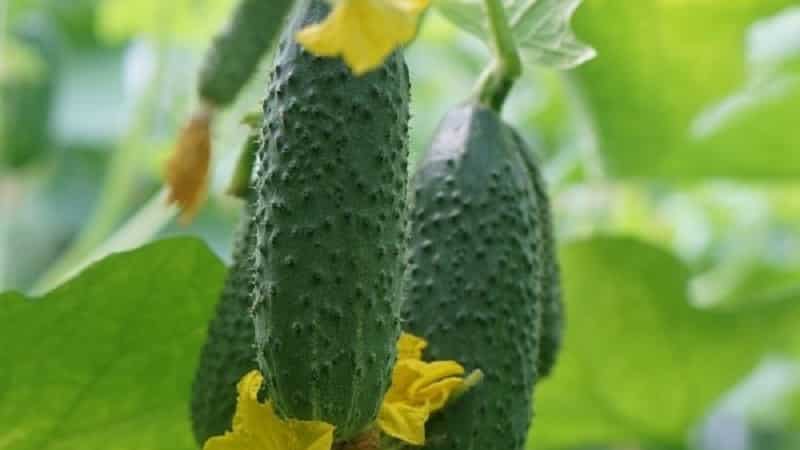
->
0;237;225;450
97;0;235;43
717;262;800;306
434;0;485;40
528;236;800;449
509;0;596;69
434;0;595;69
571;1;800;179
0;37;47;82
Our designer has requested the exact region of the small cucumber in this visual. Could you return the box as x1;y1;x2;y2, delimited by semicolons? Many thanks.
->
190;198;257;445
198;0;293;107
403;103;543;450
252;0;411;440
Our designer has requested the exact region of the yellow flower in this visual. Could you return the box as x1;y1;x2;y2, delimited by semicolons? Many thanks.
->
296;0;430;75
165;108;212;224
377;333;465;445
204;371;335;450
396;331;427;360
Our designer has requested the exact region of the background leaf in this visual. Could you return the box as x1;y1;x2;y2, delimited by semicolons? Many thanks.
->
434;0;595;69
97;0;235;43
0;238;225;450
434;0;486;40
570;0;800;179
528;236;800;449
509;0;595;69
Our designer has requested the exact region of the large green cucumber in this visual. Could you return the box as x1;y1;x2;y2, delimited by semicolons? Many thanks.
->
403;103;543;450
511;132;563;379
252;0;410;440
190;198;257;445
198;0;293;107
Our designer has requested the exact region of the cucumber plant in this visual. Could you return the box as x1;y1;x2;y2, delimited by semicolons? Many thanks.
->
189;0;569;448
401;1;563;448
166;0;293;221
403;103;545;450
251;0;411;440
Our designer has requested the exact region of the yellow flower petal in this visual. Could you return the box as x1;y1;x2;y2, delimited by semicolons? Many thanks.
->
204;432;259;450
239;370;263;400
414;376;464;412
377;402;429;445
409;361;464;386
296;0;430;75
287;420;337;450
408;361;464;395
378;333;467;445
203;370;335;450
166;109;212;224
397;332;427;361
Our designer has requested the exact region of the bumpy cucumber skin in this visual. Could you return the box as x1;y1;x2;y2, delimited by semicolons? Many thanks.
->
190;199;257;445
198;0;293;106
511;131;563;379
252;0;410;440
403;104;543;450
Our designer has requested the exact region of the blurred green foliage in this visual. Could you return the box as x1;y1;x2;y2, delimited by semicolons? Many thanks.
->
98;0;234;43
1;0;798;449
532;237;800;450
571;0;800;179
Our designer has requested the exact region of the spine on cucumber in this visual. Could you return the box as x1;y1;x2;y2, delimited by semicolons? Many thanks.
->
403;104;543;450
252;0;411;440
511;132;563;379
198;0;294;107
190;197;258;445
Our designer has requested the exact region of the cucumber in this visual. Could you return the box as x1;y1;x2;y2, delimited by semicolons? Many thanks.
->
190;198;257;445
511;131;563;379
198;0;293;107
251;0;411;440
403;103;543;450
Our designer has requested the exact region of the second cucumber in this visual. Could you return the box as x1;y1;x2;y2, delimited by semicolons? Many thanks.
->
403;103;545;450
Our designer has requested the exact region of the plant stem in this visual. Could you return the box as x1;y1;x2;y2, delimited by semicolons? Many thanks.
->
450;369;484;402
475;0;522;112
226;113;262;198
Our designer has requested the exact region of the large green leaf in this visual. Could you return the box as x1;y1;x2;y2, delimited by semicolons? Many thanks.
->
435;0;595;69
0;238;225;450
571;0;800;179
528;236;800;449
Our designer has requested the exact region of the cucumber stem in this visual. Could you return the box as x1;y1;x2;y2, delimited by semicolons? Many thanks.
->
225;125;260;198
475;0;521;112
450;369;484;402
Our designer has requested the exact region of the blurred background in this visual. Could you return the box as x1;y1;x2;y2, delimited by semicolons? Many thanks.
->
1;1;799;449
